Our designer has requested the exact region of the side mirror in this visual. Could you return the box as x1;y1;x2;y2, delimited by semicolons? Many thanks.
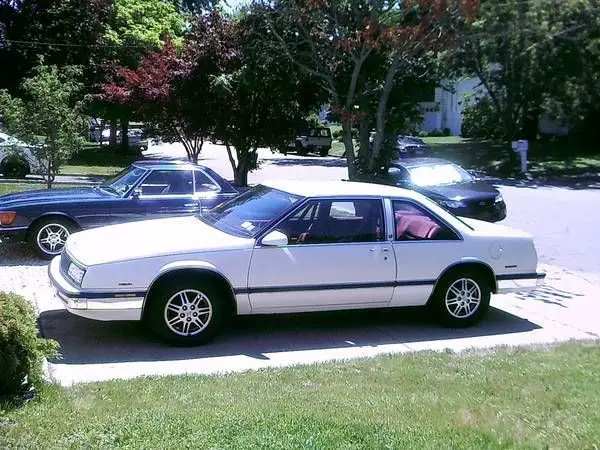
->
261;230;288;247
132;188;142;199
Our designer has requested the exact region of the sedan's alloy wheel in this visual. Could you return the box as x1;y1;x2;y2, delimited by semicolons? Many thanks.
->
37;223;70;255
164;289;213;336
444;277;481;319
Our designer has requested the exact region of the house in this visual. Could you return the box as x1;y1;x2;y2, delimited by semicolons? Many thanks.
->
417;76;568;137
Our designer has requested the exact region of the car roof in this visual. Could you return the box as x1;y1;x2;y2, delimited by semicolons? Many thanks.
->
261;179;422;199
390;157;455;168
132;159;206;171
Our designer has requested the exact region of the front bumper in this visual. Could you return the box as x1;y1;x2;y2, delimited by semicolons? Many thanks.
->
496;272;546;294
48;256;145;321
455;201;507;223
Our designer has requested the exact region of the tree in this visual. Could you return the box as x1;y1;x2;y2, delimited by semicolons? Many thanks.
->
0;0;113;94
198;11;324;185
0;61;87;188
256;0;477;179
101;39;211;164
99;0;186;152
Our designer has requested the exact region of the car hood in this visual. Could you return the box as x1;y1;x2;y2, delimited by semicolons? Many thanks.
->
0;186;110;208
418;181;499;202
65;215;255;266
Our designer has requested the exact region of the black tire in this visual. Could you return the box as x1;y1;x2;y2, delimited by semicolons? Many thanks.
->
319;148;329;157
295;141;308;156
146;275;228;346
2;157;29;179
429;269;490;327
28;217;76;259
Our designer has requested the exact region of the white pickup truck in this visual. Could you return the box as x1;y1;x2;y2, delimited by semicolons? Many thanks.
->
286;127;332;157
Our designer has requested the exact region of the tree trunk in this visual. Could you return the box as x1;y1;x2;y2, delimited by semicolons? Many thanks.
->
369;51;401;173
120;119;129;153
341;121;357;179
233;152;249;186
109;120;117;147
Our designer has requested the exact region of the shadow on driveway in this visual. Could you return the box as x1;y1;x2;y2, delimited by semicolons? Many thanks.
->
39;307;539;365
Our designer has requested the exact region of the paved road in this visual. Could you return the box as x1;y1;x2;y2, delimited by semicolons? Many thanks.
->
149;142;600;284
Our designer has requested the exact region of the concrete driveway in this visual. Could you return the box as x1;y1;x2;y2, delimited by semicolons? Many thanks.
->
1;141;599;385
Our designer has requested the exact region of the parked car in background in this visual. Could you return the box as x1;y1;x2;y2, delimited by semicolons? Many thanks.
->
370;133;431;158
365;158;506;222
117;128;149;152
288;127;332;156
0;160;239;258
49;180;544;346
0;132;45;178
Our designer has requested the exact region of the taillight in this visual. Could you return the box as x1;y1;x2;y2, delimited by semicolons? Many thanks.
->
0;212;17;225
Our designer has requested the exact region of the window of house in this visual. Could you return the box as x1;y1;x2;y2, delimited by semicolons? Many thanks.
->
393;201;458;241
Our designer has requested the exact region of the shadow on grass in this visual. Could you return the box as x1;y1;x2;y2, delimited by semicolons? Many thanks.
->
432;138;600;190
69;144;139;168
38;306;539;365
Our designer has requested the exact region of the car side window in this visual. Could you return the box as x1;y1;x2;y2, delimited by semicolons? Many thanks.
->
393;200;458;241
139;170;193;196
276;199;384;245
194;170;220;193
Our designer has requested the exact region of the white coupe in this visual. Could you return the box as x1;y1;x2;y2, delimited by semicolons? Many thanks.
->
49;181;545;345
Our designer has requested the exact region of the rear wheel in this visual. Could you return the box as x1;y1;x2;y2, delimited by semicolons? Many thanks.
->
28;217;75;259
295;140;307;156
146;276;227;346
429;270;490;327
319;148;329;157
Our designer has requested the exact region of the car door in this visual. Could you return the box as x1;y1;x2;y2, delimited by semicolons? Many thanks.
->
247;198;396;313
109;169;199;223
389;199;464;307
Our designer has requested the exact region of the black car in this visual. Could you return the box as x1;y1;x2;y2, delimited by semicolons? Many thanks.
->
368;157;507;222
370;133;432;158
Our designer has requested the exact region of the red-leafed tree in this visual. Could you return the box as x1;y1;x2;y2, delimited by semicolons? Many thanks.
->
102;11;323;185
101;39;213;163
255;0;480;178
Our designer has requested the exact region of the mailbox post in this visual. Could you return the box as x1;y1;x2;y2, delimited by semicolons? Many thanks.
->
511;139;528;173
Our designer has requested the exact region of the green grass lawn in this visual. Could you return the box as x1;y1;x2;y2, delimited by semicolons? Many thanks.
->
0;183;80;196
2;343;600;448
60;144;136;177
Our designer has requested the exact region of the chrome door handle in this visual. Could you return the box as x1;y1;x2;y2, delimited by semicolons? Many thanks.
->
370;247;390;252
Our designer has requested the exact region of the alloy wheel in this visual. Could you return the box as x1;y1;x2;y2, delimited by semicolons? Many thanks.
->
444;277;482;319
36;223;69;255
163;289;213;336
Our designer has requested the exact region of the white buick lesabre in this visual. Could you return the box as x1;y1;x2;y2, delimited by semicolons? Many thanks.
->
49;180;545;345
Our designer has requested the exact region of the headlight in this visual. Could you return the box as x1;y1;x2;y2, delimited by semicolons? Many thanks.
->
440;199;466;209
495;193;504;203
67;263;86;285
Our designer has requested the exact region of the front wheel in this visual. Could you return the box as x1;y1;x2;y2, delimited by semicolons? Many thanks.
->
146;277;227;346
319;148;329;157
2;157;30;179
429;270;490;327
28;218;75;259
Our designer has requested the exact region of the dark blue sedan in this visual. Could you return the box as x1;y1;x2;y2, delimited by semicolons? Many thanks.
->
364;158;507;223
0;160;240;258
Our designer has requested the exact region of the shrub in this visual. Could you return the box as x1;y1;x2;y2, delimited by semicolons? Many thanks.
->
331;127;358;141
0;291;59;399
461;97;504;139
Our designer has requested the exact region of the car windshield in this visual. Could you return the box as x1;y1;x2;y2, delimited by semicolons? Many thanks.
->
408;164;472;187
100;166;147;196
200;185;303;237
